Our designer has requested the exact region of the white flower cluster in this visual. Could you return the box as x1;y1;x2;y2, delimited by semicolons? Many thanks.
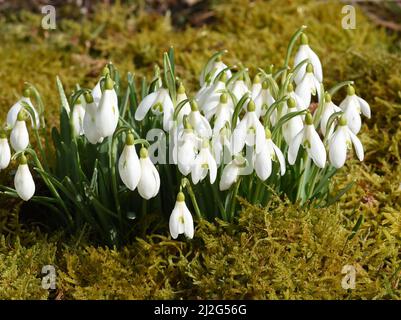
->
0;33;370;241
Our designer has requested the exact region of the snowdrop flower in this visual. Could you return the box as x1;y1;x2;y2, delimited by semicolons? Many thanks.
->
72;100;86;136
10;111;29;152
135;87;174;131
295;63;322;110
231;74;249;102
319;92;342;137
191;139;217;185
232;100;265;155
83;92;104;144
287;83;304;112
294;33;323;84
7;88;40;129
219;155;246;191
198;73;229;120
199;55;232;86
288;112;326;168
339;85;371;134
175;120;200;176
118;133;141;191
0;133;11;170
282;97;304;145
95;76;119;138
14;154;35;201
212;93;233;135
188;101;212;138
137;147;160;199
176;83;191;124
92;65;111;104
254;80;275;119
169;192;194;239
251;74;262;99
254;128;285;181
329;116;364;168
212;124;232;165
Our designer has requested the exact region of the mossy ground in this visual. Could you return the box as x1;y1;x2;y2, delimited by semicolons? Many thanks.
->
0;0;400;299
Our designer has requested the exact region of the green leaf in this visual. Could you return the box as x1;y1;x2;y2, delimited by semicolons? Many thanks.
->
348;214;364;240
327;181;355;206
56;76;71;113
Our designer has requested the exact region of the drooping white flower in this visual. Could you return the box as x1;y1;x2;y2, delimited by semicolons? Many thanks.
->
319;92;342;137
198;73;229;120
231;74;249;102
254;128;286;181
329;116;364;168
295;63;322;110
174;121;200;176
294;33;323;84
14;154;35;201
137;147;160;200
191;139;217;185
95;76;119;138
7;88;40;129
188;101;212;138
0;134;11;170
10;111;29;152
169;192;194;239
118;133;141;191
251;74;262;100
232;100;265;155
288;112;326;168
282;97;304;145
92;65;111;104
339;85;371;134
83;92;104;144
219;155;246;191
71;100;86;136
254;80;276;120
199;55;232;86
135;87;174;131
175;83;191;124
212;93;233;135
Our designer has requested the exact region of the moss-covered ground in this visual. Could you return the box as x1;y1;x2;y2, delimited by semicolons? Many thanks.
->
0;0;401;299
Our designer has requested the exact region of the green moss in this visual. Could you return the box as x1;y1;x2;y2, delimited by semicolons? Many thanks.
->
0;0;401;299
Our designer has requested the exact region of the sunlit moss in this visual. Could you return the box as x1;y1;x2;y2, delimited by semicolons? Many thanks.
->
0;0;400;299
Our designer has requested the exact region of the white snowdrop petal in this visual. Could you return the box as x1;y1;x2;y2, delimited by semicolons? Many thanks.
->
118;145;141;191
288;130;303;165
329;127;347;168
308;128;326;168
14;164;35;201
271;142;286;175
348;130;364;161
255;149;272;181
135;91;158;121
169;205;181;239
307;47;323;83
219;163;238;191
0;138;11;169
183;205;194;239
357;97;371;119
10;121;29;152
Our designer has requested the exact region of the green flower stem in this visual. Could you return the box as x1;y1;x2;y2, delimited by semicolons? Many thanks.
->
109;136;121;221
296;155;311;204
22;148;73;227
282;26;307;85
183;179;202;219
229;177;242;221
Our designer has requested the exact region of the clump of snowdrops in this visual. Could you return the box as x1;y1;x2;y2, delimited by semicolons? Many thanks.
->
0;27;370;245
